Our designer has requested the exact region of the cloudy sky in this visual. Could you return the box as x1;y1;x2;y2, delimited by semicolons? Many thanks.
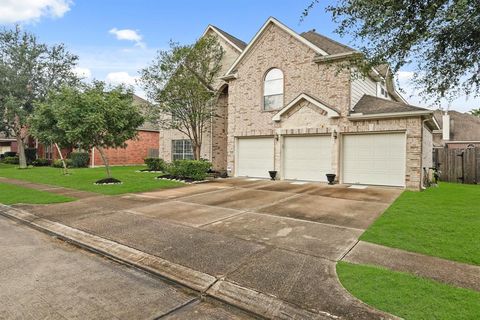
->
0;0;477;112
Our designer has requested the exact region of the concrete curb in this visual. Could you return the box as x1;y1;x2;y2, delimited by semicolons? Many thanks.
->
0;205;215;292
207;280;336;319
0;205;339;319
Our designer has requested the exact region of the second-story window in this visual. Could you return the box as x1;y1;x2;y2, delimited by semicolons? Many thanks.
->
263;68;284;111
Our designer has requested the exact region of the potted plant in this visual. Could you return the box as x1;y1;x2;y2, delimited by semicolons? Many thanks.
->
268;170;277;180
326;173;336;185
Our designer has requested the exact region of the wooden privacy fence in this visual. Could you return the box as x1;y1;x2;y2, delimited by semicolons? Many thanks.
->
434;147;480;184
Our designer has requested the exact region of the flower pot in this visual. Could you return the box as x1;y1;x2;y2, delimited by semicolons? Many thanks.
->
326;173;336;185
268;170;277;181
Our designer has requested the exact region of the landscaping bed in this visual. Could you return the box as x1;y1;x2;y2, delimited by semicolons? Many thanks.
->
0;164;183;195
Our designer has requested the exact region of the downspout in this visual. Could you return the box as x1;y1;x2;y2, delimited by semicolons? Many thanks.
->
421;119;429;189
91;147;95;168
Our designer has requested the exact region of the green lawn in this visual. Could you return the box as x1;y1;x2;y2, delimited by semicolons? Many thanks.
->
0;182;74;205
0;164;183;195
337;262;480;320
361;183;480;265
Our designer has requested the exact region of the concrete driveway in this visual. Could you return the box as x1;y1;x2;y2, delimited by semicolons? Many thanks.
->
14;178;402;319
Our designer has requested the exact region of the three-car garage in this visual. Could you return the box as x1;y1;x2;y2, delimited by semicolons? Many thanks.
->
235;132;407;187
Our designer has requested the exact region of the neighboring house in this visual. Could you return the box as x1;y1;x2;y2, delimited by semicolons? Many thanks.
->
0;133;16;155
433;110;480;149
91;95;160;166
1;95;158;166
159;17;439;190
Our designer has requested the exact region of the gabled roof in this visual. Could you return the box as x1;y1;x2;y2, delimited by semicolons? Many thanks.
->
352;95;428;115
224;17;329;76
434;110;480;141
272;93;340;121
202;25;246;52
132;94;160;132
300;30;355;55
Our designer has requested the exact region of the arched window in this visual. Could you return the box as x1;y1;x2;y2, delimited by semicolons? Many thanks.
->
263;68;283;110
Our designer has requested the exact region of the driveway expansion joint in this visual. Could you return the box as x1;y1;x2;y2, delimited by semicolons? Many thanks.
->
0;205;347;320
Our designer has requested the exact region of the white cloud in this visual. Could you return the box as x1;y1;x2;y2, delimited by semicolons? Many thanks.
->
105;71;138;86
0;0;72;23
72;66;91;79
395;69;480;112
109;28;145;48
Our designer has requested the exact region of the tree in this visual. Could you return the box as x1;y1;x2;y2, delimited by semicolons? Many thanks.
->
139;35;224;160
302;1;480;102
0;26;78;168
29;95;73;175
471;108;480;117
47;82;144;181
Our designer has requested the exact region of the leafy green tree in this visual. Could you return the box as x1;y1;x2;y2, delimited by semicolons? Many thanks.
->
29;97;73;174
302;1;480;102
47;82;144;180
470;108;480;117
139;35;224;160
0;26;78;168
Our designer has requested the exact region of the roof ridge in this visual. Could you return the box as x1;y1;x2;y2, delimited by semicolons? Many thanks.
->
301;30;355;51
300;30;355;55
209;25;247;50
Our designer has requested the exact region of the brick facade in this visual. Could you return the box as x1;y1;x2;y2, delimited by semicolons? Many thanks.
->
92;130;159;166
225;21;428;190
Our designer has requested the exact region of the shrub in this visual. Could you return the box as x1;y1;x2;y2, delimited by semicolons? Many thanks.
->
3;151;17;157
166;160;212;181
2;156;19;164
52;159;72;168
25;148;37;164
144;157;166;171
32;158;51;166
69;152;90;168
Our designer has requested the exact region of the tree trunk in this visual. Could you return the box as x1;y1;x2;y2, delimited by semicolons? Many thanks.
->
54;143;68;175
194;143;201;160
97;147;112;178
16;136;27;169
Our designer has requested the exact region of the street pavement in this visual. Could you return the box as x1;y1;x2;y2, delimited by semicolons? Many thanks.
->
0;216;256;320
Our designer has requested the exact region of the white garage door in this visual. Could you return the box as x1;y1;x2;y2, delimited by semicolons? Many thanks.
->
343;133;406;186
237;137;274;178
283;135;332;182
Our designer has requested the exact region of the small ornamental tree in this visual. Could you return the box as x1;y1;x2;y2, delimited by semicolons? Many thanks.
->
46;82;144;182
140;35;224;160
29;97;72;174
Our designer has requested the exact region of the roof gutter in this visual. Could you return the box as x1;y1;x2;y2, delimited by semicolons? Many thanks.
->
348;110;434;120
219;73;237;81
313;51;362;63
446;140;480;144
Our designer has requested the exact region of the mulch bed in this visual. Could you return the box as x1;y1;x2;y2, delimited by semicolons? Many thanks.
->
94;178;123;185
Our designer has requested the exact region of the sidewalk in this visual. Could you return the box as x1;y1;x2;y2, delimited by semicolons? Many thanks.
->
343;241;480;292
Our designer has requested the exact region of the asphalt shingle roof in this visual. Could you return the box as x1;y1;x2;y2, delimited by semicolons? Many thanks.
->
300;30;355;55
352;95;428;115
434;110;480;141
211;26;247;50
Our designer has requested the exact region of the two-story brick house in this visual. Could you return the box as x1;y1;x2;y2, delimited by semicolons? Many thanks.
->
159;17;439;189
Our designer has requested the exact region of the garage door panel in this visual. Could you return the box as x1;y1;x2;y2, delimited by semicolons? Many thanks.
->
343;133;406;187
237;138;274;178
284;136;332;182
